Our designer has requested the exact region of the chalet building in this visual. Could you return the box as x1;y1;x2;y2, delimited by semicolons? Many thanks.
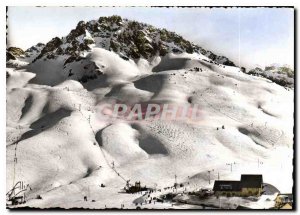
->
213;174;263;197
240;175;263;196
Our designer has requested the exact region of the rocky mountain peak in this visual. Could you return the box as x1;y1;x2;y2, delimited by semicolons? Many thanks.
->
33;37;62;62
66;21;87;43
7;16;235;67
30;15;235;66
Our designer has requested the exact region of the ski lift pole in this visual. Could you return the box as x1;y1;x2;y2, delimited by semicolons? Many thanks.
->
226;162;236;172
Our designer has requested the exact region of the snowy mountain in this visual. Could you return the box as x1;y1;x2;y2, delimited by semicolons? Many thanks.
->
6;43;45;67
6;16;293;209
8;16;235;66
246;65;294;88
30;16;235;65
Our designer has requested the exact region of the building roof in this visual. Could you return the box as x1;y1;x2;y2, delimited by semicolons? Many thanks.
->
213;174;264;192
240;174;263;188
213;180;241;192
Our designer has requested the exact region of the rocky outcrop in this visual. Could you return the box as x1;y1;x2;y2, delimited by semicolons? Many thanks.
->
247;66;294;88
7;47;25;56
204;51;235;66
6;47;25;61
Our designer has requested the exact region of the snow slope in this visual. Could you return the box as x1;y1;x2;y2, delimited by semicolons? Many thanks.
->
6;17;294;210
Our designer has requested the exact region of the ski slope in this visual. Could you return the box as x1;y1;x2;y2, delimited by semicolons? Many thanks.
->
6;46;294;209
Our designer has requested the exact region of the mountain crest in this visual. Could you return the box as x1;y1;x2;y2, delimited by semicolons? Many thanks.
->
27;15;235;66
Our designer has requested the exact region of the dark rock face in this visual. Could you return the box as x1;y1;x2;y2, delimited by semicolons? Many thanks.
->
108;20;195;59
66;21;86;42
6;51;16;61
43;37;63;54
62;20;95;57
34;37;63;62
64;55;84;66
